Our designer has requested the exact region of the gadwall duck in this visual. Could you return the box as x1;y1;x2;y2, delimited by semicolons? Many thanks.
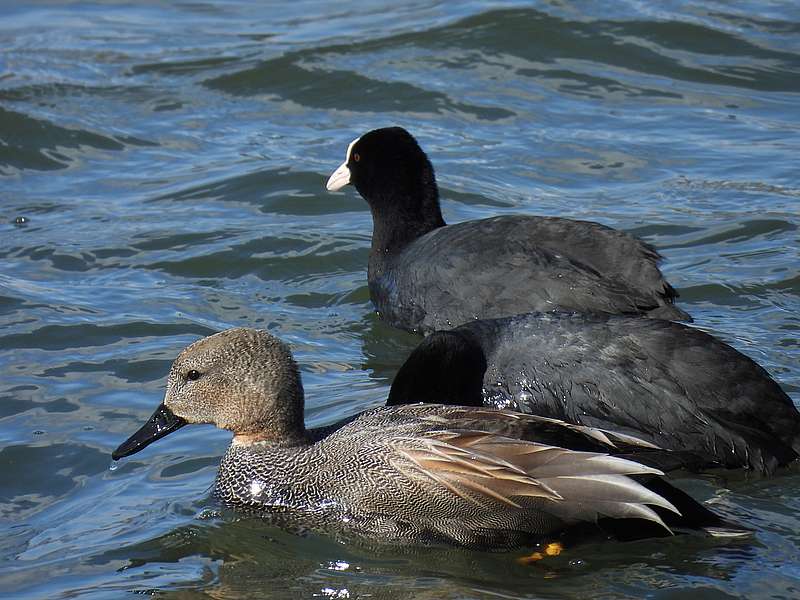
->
387;312;800;474
325;127;690;335
113;328;744;550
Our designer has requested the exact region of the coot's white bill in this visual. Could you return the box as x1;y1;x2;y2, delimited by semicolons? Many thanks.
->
326;162;350;191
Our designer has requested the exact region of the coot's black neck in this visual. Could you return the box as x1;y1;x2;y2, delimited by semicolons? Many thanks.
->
366;184;446;275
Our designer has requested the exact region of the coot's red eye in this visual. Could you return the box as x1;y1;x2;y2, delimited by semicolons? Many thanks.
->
353;152;360;162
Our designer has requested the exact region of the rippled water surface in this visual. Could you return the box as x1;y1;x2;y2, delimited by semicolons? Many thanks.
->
1;1;799;598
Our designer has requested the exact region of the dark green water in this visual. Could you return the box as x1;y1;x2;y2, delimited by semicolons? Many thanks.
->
1;1;799;598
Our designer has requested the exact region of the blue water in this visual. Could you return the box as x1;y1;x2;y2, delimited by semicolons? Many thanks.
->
1;1;799;598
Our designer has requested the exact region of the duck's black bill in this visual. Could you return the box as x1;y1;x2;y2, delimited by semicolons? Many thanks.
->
112;403;187;460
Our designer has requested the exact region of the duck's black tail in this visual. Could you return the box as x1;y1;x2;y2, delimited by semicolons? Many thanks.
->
645;476;749;537
597;475;751;541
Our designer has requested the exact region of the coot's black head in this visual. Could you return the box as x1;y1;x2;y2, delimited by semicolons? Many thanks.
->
326;127;444;237
387;329;487;408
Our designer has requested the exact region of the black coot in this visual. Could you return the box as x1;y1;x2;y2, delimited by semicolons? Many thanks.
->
387;311;800;474
326;127;691;334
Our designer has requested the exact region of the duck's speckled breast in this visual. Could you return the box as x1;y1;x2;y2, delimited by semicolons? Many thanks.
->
215;443;335;515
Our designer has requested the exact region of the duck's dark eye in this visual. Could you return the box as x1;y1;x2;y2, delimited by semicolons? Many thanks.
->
186;369;202;381
353;152;360;162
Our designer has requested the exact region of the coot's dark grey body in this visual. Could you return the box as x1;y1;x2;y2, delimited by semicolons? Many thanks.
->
388;312;800;474
326;127;691;334
371;215;687;334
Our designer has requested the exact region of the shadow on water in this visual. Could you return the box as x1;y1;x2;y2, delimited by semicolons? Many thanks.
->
93;511;758;600
357;311;422;385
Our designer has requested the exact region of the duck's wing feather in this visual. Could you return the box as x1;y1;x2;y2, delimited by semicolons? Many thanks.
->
391;428;677;530
410;405;661;451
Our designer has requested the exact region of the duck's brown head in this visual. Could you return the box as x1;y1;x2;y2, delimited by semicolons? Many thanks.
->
112;328;305;460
